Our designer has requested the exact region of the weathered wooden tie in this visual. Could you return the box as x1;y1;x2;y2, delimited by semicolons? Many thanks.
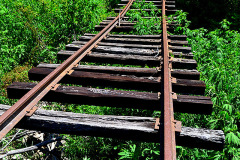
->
8;82;212;114
0;104;224;150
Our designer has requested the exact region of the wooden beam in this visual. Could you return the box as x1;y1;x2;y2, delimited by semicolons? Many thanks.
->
95;25;174;32
169;40;188;46
84;33;162;39
66;44;157;56
113;9;178;16
67;43;193;59
117;4;163;7
100;21;135;26
106;16;176;20
99;21;178;27
120;0;175;4
57;50;197;69
37;63;200;80
72;40;161;49
169;46;192;53
0;104;224;150
37;63;157;76
79;36;162;45
95;25;134;32
118;4;175;8
29;67;160;92
170;52;194;59
83;33;187;40
7;82;212;114
58;50;160;67
114;8;178;13
72;39;189;48
28;67;205;94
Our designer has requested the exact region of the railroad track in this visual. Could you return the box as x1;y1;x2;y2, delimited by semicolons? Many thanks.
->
0;0;224;159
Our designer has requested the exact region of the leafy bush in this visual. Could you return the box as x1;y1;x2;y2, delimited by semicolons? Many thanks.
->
170;12;240;159
185;20;240;160
125;0;162;35
0;0;115;77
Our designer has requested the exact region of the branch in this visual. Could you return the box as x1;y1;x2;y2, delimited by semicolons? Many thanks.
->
0;137;62;159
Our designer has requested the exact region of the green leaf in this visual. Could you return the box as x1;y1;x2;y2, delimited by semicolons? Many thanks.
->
226;132;240;146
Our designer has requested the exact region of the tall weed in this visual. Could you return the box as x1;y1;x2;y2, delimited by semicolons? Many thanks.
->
171;12;240;159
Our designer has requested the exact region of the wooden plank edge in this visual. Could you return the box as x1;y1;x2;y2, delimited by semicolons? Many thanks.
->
83;33;186;40
57;50;197;69
36;63;200;79
28;67;206;95
0;104;224;150
7;82;212;114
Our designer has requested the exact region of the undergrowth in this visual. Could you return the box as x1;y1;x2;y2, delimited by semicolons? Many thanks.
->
169;11;240;160
126;0;162;35
0;0;116;78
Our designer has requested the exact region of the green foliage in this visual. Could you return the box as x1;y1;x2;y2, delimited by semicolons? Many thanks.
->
172;16;240;159
0;0;114;79
62;136;120;159
168;10;190;35
117;142;159;160
118;144;141;159
131;17;162;35
125;0;162;35
131;0;157;10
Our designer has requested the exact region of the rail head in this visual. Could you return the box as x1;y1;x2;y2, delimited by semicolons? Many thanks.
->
161;0;177;159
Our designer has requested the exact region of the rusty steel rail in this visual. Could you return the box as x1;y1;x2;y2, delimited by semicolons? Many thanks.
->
161;0;177;159
0;0;134;140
